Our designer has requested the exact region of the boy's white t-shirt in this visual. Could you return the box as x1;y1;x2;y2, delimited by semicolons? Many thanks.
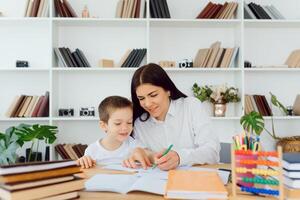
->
84;136;137;165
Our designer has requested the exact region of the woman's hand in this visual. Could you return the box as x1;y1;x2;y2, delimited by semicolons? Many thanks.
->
123;147;152;169
153;150;180;171
76;155;96;169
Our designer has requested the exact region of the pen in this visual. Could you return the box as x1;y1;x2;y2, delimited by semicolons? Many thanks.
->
152;144;174;169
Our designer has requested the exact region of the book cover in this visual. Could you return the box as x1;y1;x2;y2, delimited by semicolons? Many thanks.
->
283;153;300;170
165;170;227;199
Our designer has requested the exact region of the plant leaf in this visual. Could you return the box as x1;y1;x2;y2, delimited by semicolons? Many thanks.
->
240;111;264;136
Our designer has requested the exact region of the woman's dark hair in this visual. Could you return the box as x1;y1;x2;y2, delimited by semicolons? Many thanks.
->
131;63;187;123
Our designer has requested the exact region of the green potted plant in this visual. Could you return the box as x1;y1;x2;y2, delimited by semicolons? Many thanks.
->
240;93;300;152
192;83;240;117
0;126;21;165
15;124;58;162
0;124;58;164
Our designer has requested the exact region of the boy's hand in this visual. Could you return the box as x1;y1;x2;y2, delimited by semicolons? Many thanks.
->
76;156;96;169
122;147;152;169
153;150;179;171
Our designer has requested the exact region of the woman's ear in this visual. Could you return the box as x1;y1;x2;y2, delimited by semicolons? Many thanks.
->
168;91;171;97
99;121;108;133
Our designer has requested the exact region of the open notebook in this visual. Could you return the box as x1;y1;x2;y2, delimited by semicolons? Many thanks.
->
85;174;166;195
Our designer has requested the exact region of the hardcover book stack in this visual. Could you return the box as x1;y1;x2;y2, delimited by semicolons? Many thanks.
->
244;94;272;116
54;0;77;18
118;48;147;68
285;49;300;68
193;41;239;68
244;2;284;19
54;47;91;68
5;91;49;118
55;143;88;160
283;153;300;190
0;160;84;200
196;1;238;19
150;0;171;18
116;0;146;18
245;94;273;116
24;0;49;17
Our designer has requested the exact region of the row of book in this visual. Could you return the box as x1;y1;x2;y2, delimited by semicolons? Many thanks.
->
5;92;49;118
55;143;88;160
54;47;91;68
150;0;171;18
193;41;238;68
244;2;284;20
196;1;238;19
285;49;300;68
119;48;147;68
244;94;272;116
54;0;77;18
0;160;84;200
116;0;146;18
24;0;49;17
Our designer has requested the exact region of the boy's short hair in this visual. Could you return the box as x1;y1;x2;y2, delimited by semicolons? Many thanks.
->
98;96;132;122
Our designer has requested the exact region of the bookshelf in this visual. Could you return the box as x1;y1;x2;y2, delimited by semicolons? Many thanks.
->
0;0;300;160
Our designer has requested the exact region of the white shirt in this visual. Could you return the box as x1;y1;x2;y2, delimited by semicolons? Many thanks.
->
84;136;137;165
133;97;220;166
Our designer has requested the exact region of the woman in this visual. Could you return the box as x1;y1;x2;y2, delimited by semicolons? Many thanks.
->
123;63;220;170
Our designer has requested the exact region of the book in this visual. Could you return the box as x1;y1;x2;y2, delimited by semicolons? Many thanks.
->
31;95;44;117
165;170;227;199
284;176;300;188
0;166;81;184
0;160;76;175
36;91;49;117
85;174;166;195
283;153;300;170
39;191;78;200
5;96;20;118
284;168;300;179
1;176;74;191
0;178;84;200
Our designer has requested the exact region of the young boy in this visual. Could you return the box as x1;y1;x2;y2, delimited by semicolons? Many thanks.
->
76;96;137;168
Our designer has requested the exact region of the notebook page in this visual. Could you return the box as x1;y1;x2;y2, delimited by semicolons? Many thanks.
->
85;174;137;194
129;176;166;195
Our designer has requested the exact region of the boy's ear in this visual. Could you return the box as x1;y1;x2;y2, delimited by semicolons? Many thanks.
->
99;121;108;133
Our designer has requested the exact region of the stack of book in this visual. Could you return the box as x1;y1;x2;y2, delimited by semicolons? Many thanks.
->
54;0;77;17
283;153;300;191
118;48;147;68
150;0;171;18
0;160;84;200
244;94;272;116
196;1;238;19
116;0;146;18
285;49;300;68
244;2;284;19
55;143;88;160
5;91;49;118
54;47;91;68
24;0;49;17
193;41;239;68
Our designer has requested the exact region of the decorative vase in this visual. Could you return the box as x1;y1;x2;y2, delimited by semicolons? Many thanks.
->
213;100;227;117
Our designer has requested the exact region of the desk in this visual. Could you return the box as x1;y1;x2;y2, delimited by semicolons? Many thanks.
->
78;164;277;200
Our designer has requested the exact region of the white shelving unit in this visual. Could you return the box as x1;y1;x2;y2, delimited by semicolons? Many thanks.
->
1;0;300;159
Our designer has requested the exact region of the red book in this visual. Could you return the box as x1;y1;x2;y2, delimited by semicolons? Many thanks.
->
37;91;49;117
196;2;214;19
31;96;44;117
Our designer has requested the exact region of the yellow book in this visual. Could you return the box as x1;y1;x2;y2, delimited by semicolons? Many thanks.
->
165;170;228;199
